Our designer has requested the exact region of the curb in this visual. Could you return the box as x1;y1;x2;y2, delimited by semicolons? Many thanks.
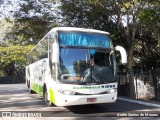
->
118;97;160;108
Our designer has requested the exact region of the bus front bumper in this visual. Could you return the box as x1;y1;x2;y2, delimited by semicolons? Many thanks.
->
55;93;117;106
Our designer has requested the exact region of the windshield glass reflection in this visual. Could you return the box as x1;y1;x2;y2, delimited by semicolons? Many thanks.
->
58;48;115;84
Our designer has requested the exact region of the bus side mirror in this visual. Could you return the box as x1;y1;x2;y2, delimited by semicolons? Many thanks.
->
52;42;59;64
115;46;127;64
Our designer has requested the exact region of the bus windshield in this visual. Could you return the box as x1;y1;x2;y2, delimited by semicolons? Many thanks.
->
58;48;116;84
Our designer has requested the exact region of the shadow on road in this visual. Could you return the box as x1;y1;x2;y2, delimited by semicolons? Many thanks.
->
0;84;158;117
65;100;157;115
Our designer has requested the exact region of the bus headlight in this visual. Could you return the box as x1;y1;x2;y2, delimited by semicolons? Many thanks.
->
58;90;76;95
108;88;117;93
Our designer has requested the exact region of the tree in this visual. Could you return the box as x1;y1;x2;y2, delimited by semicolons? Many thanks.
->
0;18;14;45
0;45;34;76
60;0;160;70
134;0;160;69
59;0;160;98
0;0;58;45
0;0;60;77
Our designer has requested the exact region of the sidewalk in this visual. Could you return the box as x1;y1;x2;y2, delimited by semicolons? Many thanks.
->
118;96;160;108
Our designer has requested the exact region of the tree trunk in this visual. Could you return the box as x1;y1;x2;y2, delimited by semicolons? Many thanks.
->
127;23;137;98
127;43;136;98
127;44;134;70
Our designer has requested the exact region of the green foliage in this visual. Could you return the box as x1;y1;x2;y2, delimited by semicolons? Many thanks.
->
0;0;58;45
0;45;34;67
0;45;34;76
10;19;57;45
0;0;160;73
0;19;14;44
61;0;112;29
60;0;160;69
0;0;58;76
0;70;6;77
134;0;160;69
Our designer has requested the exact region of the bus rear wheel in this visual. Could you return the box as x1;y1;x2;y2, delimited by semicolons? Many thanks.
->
44;87;54;107
28;81;35;94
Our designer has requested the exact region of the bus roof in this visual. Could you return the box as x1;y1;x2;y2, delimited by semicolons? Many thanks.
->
49;27;110;35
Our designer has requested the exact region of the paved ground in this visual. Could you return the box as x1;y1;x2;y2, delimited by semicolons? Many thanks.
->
0;84;160;120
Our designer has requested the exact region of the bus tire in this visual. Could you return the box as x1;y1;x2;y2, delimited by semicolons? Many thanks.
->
26;80;29;88
28;81;35;94
44;86;54;107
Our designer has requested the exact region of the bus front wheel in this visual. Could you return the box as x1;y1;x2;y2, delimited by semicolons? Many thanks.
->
44;86;54;107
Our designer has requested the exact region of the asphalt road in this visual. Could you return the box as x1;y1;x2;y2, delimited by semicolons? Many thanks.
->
0;84;160;120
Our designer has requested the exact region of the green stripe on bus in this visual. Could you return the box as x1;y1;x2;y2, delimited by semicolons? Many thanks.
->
49;89;55;104
32;83;43;96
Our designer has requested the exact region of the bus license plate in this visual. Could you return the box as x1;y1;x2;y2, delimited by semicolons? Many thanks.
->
87;98;97;102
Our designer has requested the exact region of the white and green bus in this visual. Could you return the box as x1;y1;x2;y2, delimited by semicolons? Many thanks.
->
26;27;127;106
